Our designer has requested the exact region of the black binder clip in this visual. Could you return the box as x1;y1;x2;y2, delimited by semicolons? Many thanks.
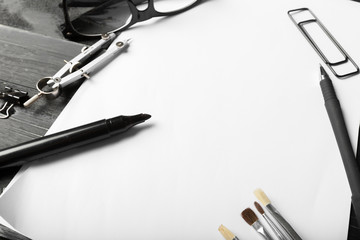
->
0;87;29;119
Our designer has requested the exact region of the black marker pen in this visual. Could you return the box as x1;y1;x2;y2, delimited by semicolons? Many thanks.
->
0;113;151;168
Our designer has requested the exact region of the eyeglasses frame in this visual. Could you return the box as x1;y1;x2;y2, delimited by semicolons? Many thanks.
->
61;0;201;41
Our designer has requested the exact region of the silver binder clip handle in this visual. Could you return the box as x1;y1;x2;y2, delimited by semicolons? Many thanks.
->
0;102;14;119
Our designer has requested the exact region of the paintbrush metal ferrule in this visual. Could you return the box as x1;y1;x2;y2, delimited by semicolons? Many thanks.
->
262;213;288;240
266;203;302;240
255;201;288;240
252;221;275;240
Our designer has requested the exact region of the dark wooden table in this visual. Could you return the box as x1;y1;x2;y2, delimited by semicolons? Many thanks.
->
0;24;83;239
0;25;83;149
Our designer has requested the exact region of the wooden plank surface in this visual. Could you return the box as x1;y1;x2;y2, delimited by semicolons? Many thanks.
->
0;24;83;149
0;24;85;239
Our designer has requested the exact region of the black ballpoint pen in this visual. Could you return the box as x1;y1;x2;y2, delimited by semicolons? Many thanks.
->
0;113;151;168
319;65;360;222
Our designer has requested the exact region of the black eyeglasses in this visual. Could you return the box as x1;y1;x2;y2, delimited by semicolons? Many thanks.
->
61;0;201;40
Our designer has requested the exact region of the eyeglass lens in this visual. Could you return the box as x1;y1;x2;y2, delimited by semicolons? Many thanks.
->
67;0;198;36
67;0;132;35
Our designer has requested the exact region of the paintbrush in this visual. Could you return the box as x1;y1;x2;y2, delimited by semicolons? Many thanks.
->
254;188;302;240
254;201;289;240
241;208;274;240
218;224;240;240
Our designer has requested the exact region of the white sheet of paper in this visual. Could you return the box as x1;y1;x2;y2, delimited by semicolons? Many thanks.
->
1;0;360;239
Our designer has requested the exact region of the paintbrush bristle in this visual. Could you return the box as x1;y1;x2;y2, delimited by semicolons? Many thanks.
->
218;224;236;240
254;201;265;214
254;188;271;206
241;208;258;226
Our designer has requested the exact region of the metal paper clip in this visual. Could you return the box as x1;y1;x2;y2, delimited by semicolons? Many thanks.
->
288;8;359;79
0;87;29;119
24;33;131;107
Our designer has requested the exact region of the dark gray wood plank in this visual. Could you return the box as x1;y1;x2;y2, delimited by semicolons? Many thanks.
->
0;24;83;149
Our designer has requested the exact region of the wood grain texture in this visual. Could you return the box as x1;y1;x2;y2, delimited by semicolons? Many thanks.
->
0;24;83;149
0;25;85;239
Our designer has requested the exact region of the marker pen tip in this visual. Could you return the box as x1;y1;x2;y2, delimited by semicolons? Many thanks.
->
142;113;151;121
